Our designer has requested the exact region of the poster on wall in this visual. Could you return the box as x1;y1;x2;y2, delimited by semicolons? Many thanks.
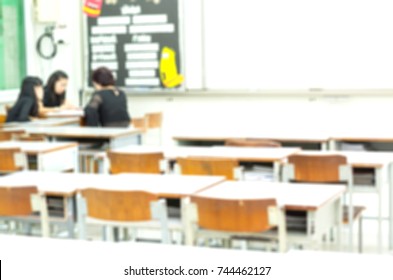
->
85;0;183;89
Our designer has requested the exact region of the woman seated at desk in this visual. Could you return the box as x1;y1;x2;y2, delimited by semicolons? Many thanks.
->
84;67;131;127
43;70;75;110
6;76;44;122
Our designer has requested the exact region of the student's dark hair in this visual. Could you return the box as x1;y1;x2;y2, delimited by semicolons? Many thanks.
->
45;70;68;103
92;67;115;87
17;76;43;116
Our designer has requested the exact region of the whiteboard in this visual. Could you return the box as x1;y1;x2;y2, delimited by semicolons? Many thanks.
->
203;0;393;90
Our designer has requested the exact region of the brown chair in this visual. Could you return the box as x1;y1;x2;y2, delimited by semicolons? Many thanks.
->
285;154;365;252
225;138;281;148
145;112;162;129
131;117;147;131
188;196;286;251
0;114;6;124
107;151;165;174
0;130;25;141
0;186;37;216
287;154;347;183
0;148;25;174
77;189;170;243
176;157;241;180
16;134;46;142
0;186;38;234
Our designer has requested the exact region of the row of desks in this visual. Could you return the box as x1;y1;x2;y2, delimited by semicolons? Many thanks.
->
0;171;345;250
173;131;393;150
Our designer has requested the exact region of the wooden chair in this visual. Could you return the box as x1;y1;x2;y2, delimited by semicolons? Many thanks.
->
0;148;26;174
176;157;242;180
144;112;163;146
0;114;6;124
0;130;25;141
145;112;162;129
187;196;286;251
0;186;38;234
225;138;281;147
131;117;147;131
77;189;170;243
107;151;165;174
285;154;365;252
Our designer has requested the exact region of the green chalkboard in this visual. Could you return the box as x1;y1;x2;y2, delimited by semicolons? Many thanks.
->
0;0;25;90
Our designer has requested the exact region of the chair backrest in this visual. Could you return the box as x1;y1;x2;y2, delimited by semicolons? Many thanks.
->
0;148;23;172
80;189;158;221
225;138;281;147
287;154;347;183
107;151;164;174
190;196;277;232
0;186;37;216
145;112;162;129
177;157;239;180
131;117;147;131
0;130;25;141
16;134;46;142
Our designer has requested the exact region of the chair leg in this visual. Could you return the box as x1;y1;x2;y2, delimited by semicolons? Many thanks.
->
359;216;363;253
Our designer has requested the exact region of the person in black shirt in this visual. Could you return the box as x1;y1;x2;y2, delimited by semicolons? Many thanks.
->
43;70;74;109
6;77;44;122
84;67;131;127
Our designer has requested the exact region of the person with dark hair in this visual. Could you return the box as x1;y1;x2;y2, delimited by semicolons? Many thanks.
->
6;76;44;122
43;70;74;109
84;67;131;127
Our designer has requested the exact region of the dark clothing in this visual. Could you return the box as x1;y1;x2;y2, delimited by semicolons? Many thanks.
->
6;97;38;122
84;89;130;127
43;87;65;107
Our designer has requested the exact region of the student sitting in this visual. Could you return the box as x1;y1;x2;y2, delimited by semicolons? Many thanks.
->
43;70;75;109
84;67;131;127
6;76;44;122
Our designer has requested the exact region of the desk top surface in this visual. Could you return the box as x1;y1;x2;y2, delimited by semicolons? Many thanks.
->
0;141;78;154
295;150;393;168
44;109;84;118
1;117;80;128
0;171;225;197
110;146;301;162
195;181;345;211
22;126;142;138
173;131;330;143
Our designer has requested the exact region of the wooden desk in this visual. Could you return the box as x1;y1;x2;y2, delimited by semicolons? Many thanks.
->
173;131;330;150
0;171;225;239
194;181;345;249
0;141;78;172
43;109;84;118
20;126;142;148
0;117;80;128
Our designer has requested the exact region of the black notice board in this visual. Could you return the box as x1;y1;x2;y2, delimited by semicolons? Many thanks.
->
86;0;182;89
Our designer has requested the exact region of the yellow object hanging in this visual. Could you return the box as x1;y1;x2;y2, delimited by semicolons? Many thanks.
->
159;47;184;88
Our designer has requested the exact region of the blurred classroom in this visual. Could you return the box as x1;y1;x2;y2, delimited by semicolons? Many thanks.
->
0;0;393;278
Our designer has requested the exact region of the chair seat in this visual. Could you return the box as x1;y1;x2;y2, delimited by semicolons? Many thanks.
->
343;205;366;224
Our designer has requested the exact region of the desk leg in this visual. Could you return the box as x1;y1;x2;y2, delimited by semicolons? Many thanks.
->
39;193;50;238
375;168;382;253
390;163;393;251
76;193;87;240
182;198;196;246
328;139;338;151
336;196;343;251
65;196;75;239
273;161;280;182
